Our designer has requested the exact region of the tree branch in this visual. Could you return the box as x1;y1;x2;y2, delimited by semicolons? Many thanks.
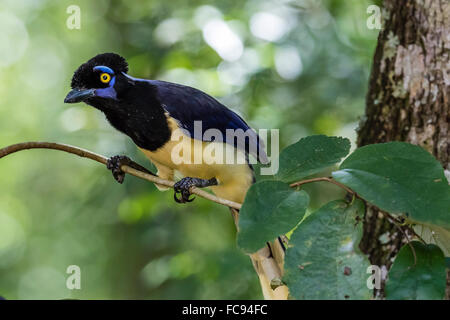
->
0;141;287;299
0;142;242;210
1;142;361;210
2;141;370;301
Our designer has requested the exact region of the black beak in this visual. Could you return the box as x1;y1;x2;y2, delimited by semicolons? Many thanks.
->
64;88;96;103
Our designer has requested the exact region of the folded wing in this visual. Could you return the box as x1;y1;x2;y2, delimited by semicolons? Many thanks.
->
151;80;268;164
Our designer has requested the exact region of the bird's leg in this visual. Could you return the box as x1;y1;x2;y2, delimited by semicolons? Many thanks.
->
174;177;218;203
106;155;155;184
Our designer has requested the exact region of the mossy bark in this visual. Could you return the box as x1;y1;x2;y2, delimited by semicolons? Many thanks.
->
357;0;449;298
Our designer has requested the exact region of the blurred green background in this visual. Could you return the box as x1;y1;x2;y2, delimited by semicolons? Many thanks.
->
0;0;379;299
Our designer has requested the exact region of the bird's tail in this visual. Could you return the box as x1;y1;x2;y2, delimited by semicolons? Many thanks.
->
230;208;288;300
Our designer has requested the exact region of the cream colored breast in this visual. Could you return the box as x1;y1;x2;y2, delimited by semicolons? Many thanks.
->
138;115;255;203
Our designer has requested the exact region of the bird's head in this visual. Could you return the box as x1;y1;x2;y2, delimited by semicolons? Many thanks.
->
64;53;132;109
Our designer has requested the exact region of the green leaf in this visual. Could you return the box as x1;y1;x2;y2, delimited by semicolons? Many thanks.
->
237;180;309;253
284;199;372;300
332;142;450;227
276;135;351;183
385;242;446;300
413;224;450;257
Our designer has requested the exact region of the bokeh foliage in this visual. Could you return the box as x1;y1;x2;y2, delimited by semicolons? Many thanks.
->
0;0;378;299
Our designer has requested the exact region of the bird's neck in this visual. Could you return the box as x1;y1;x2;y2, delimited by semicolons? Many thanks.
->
98;82;172;151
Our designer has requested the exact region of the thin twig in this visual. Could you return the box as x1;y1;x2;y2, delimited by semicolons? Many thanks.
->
290;175;420;266
380;210;417;267
360;201;419;266
290;176;356;196
1;143;363;211
376;207;406;225
394;223;417;267
407;226;427;245
0;142;242;210
0;141;287;299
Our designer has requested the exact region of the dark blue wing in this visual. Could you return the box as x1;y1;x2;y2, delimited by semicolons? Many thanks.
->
150;80;268;164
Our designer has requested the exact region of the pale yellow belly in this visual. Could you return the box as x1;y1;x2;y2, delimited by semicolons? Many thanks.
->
138;118;254;203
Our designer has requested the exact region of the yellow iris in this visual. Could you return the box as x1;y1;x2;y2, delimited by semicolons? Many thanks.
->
100;73;111;83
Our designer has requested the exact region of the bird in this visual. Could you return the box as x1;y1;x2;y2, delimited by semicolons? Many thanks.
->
64;53;268;204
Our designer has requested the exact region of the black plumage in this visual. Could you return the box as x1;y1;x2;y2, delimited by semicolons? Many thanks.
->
91;77;172;151
71;53;128;89
68;53;267;162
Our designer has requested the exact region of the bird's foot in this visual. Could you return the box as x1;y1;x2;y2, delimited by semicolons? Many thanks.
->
107;155;131;184
174;177;218;204
106;155;155;184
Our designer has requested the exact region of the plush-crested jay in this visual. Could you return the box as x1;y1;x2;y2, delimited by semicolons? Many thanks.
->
64;53;268;204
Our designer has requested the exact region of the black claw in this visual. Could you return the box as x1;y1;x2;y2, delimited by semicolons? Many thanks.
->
106;155;131;184
182;189;195;202
173;177;217;204
173;187;194;203
173;177;202;204
106;155;156;184
174;192;183;203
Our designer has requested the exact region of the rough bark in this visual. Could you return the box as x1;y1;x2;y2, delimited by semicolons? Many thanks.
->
357;0;449;298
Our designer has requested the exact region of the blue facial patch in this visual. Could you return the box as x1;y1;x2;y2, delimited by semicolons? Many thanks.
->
95;83;117;99
95;75;117;99
93;65;115;74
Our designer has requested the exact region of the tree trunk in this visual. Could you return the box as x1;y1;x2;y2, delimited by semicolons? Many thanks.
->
357;0;449;298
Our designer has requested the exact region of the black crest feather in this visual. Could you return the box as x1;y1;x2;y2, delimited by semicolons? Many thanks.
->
71;53;128;88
